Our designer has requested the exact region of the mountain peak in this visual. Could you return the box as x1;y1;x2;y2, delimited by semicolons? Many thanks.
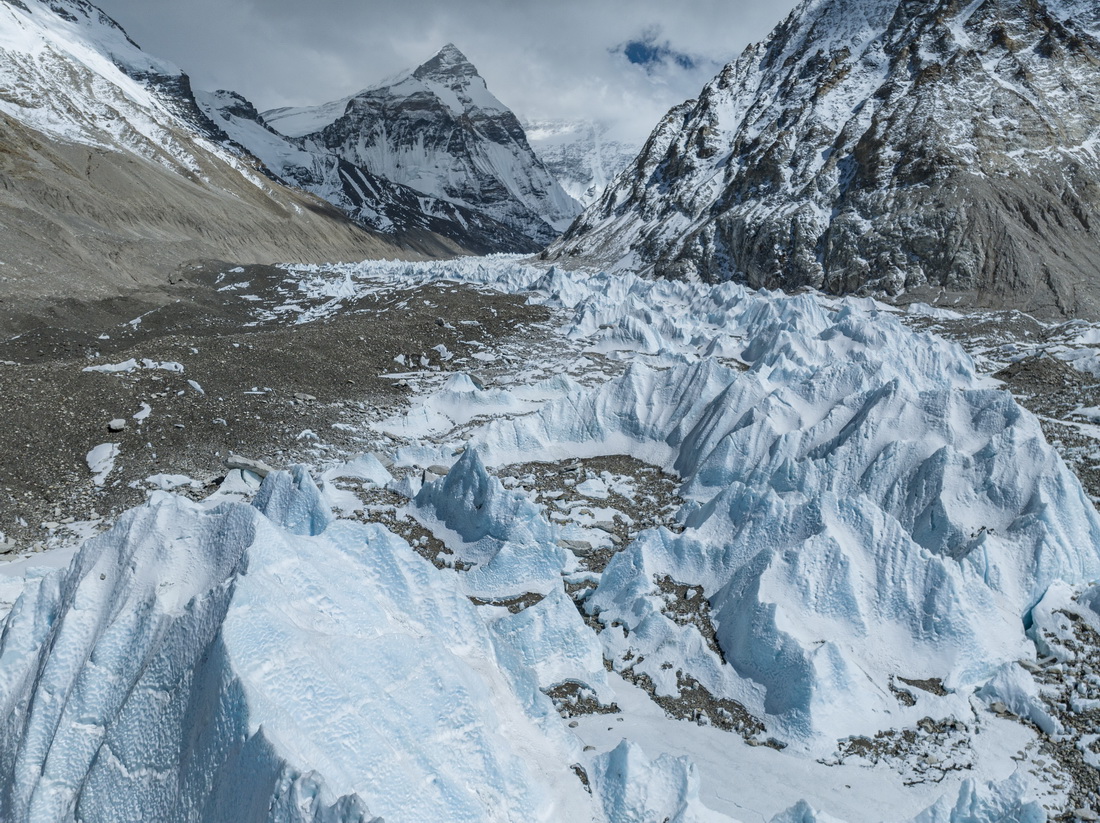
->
549;0;1100;319
436;43;469;62
413;43;478;82
200;89;268;126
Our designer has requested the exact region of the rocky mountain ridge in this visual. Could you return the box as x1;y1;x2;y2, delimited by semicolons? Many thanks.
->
547;0;1100;319
0;0;415;332
197;88;534;256
245;44;582;253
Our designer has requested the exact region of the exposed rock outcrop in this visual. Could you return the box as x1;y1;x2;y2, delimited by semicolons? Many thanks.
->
548;0;1100;319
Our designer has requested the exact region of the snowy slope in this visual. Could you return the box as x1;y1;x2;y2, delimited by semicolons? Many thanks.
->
262;92;359;141
2;256;1092;821
0;0;406;318
522;119;640;207
261;45;583;249
547;0;1100;319
197;89;540;255
0;0;220;171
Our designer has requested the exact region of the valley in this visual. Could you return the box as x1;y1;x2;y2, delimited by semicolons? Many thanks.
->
3;0;1100;821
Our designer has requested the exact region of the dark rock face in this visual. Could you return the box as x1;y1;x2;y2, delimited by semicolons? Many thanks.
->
548;0;1100;319
323;159;547;256
199;86;546;255
256;44;581;254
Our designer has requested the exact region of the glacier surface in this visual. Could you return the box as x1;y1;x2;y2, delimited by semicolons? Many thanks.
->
1;257;1095;821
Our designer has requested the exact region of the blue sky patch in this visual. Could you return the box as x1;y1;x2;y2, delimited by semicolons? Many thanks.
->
615;29;701;72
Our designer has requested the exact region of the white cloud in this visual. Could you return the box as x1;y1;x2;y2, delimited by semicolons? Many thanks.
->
94;0;799;144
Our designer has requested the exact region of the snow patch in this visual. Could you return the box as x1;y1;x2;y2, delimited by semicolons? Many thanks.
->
85;442;119;486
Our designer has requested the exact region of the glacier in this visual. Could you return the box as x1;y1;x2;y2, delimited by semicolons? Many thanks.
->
1;256;1096;821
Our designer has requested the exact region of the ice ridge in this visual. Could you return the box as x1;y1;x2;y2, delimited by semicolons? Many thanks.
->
0;469;593;821
0;256;1091;820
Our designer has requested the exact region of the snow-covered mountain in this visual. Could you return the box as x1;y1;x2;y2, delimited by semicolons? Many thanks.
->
253;45;583;252
196;88;535;256
0;0;407;327
547;0;1100;319
522;119;640;207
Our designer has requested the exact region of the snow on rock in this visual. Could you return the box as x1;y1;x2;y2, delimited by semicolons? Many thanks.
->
144;473;202;491
384;372;522;436
83;358;185;375
82;358;140;374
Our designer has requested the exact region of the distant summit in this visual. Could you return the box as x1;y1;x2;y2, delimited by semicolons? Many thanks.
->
548;0;1100;319
523;119;641;207
413;43;480;83
236;44;581;253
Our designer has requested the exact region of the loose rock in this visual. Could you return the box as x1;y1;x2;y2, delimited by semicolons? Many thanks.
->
224;454;275;478
557;539;593;555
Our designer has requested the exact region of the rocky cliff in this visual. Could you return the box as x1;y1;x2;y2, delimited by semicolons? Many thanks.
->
547;0;1100;319
261;45;582;253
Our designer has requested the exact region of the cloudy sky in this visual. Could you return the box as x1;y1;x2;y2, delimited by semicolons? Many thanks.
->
92;0;799;143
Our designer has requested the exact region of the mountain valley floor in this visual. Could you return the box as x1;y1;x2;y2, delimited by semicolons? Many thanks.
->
0;260;548;547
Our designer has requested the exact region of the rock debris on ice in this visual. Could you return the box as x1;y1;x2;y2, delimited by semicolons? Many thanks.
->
1;257;1092;822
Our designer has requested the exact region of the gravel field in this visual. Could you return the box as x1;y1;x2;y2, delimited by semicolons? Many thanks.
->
0;259;547;548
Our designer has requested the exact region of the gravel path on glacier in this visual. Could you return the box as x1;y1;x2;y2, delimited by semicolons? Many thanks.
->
0;261;549;549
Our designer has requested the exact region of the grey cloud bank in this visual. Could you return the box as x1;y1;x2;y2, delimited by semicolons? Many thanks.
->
91;0;798;143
